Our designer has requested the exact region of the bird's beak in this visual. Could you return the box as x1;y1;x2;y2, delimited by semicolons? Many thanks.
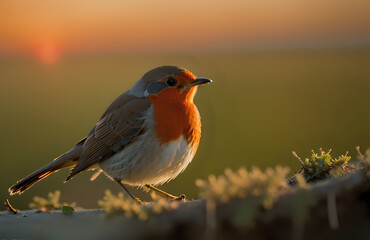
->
187;78;213;87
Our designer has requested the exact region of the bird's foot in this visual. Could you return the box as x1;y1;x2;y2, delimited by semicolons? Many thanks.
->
134;198;143;204
145;184;186;201
170;194;186;201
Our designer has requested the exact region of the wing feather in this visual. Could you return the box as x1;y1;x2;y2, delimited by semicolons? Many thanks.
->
66;94;151;180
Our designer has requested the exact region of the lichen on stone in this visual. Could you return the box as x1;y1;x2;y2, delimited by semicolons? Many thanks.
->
292;149;352;183
29;190;79;212
196;166;290;208
98;190;180;220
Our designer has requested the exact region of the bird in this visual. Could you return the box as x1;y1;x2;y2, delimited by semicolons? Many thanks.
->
8;66;212;203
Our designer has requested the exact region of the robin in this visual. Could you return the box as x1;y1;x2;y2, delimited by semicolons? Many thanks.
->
9;66;212;203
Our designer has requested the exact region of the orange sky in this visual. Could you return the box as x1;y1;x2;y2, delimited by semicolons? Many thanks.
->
0;0;369;62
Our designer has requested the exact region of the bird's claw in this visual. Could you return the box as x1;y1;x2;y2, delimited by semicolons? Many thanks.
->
172;194;186;201
135;198;143;204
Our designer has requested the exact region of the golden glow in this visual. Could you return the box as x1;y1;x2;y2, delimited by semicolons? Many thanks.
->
0;0;369;57
35;43;61;65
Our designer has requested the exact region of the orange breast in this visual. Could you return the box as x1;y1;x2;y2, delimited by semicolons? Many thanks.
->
148;87;201;150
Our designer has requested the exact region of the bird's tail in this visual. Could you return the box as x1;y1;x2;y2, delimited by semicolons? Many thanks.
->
8;140;84;195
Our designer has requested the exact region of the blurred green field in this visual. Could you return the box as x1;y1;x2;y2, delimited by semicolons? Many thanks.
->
1;50;369;210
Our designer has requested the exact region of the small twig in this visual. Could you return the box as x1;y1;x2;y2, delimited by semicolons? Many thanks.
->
292;151;305;166
5;199;19;214
356;146;364;160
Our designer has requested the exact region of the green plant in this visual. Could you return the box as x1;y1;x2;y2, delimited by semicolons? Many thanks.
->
98;190;180;220
29;190;79;212
196;166;290;208
293;149;351;182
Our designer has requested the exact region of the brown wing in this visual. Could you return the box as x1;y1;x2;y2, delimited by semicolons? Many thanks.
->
66;94;151;181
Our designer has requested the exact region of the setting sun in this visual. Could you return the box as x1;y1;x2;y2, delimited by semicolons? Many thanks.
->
0;1;369;57
34;43;61;65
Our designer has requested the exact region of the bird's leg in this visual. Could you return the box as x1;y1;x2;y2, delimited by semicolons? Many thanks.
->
145;184;186;201
114;178;142;204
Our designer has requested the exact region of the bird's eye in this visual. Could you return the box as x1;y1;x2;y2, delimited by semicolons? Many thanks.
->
165;77;177;87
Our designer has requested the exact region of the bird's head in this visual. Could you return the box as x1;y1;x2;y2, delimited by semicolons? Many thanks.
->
129;66;212;103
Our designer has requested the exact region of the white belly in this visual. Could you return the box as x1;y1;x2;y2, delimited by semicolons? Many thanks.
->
99;118;195;186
